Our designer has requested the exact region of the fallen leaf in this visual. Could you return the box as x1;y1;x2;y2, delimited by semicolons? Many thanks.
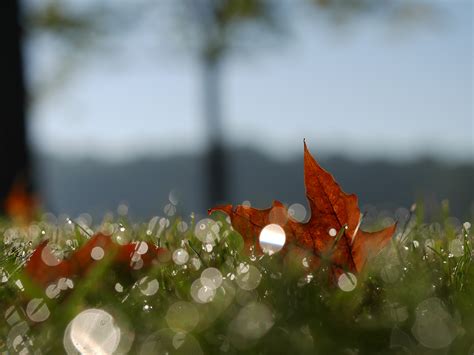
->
24;241;71;287
4;181;37;223
25;234;167;287
209;141;396;274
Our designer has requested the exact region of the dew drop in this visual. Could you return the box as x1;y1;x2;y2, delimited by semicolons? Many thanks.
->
194;218;219;244
259;224;286;255
147;216;159;235
190;279;216;303
411;298;457;349
5;306;21;326
169;190;179;205
1;269;9;283
134;241;149;255
228;302;274;341
115;283;124;293
449;239;464;257
177;221;188;233
164;203;176;217
64;309;121;354
7;321;31;353
46;284;60;299
235;264;262;291
26;298;50;322
200;267;223;290
131;257;144;270
91;246;105;261
288;203;307;222
338;272;357;292
172;248;189;265
388;303;408;323
41;246;62;266
15;280;24;291
117;204;129;216
139;329;202;355
190;257;202;271
138;277;159;297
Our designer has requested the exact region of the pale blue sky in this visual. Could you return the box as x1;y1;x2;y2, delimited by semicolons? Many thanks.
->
28;1;473;162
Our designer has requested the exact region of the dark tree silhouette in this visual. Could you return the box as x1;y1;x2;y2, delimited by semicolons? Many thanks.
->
0;0;33;215
178;0;276;208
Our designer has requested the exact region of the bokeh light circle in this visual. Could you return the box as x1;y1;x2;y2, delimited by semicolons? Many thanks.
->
194;218;219;244
235;264;262;291
337;272;357;292
26;298;50;322
200;267;223;290
288;203;307;222
165;301;199;332
190;279;216;303
259;224;286;255
64;309;121;354
172;249;189;265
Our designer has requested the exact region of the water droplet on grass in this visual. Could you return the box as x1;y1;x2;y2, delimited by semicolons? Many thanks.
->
138;277;159;296
91;246;105;261
165;302;199;332
195;218;219;244
117;204;128;216
449;239;464;257
41;246;62;266
411;298;457;349
200;267;223;290
338;273;357;292
229;302;274;342
64;309;121;354
173;249;189;265
164;204;176;217
190;279;215;303
115;283;124;293
177;221;188;233
140;329;203;355
26;298;50;322
235;264;261;291
135;241;149;255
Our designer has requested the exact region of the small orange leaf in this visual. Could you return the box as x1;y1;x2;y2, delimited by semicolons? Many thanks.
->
4;182;37;222
25;234;168;288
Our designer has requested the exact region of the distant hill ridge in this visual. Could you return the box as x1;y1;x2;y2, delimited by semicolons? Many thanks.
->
35;148;473;220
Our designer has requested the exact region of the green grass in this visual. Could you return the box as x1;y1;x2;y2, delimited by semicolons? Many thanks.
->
0;205;472;354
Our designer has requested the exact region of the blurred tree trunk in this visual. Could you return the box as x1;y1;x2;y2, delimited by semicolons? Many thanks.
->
0;0;33;216
202;54;227;207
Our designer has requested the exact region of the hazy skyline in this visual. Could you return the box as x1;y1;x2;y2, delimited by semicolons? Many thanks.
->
28;1;472;162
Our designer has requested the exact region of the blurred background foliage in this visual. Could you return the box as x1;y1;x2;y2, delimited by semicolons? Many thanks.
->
1;0;472;220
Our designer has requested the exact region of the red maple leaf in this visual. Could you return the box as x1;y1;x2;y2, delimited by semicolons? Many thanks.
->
209;142;396;274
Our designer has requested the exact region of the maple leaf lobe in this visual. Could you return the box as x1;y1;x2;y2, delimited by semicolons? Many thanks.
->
209;142;396;273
